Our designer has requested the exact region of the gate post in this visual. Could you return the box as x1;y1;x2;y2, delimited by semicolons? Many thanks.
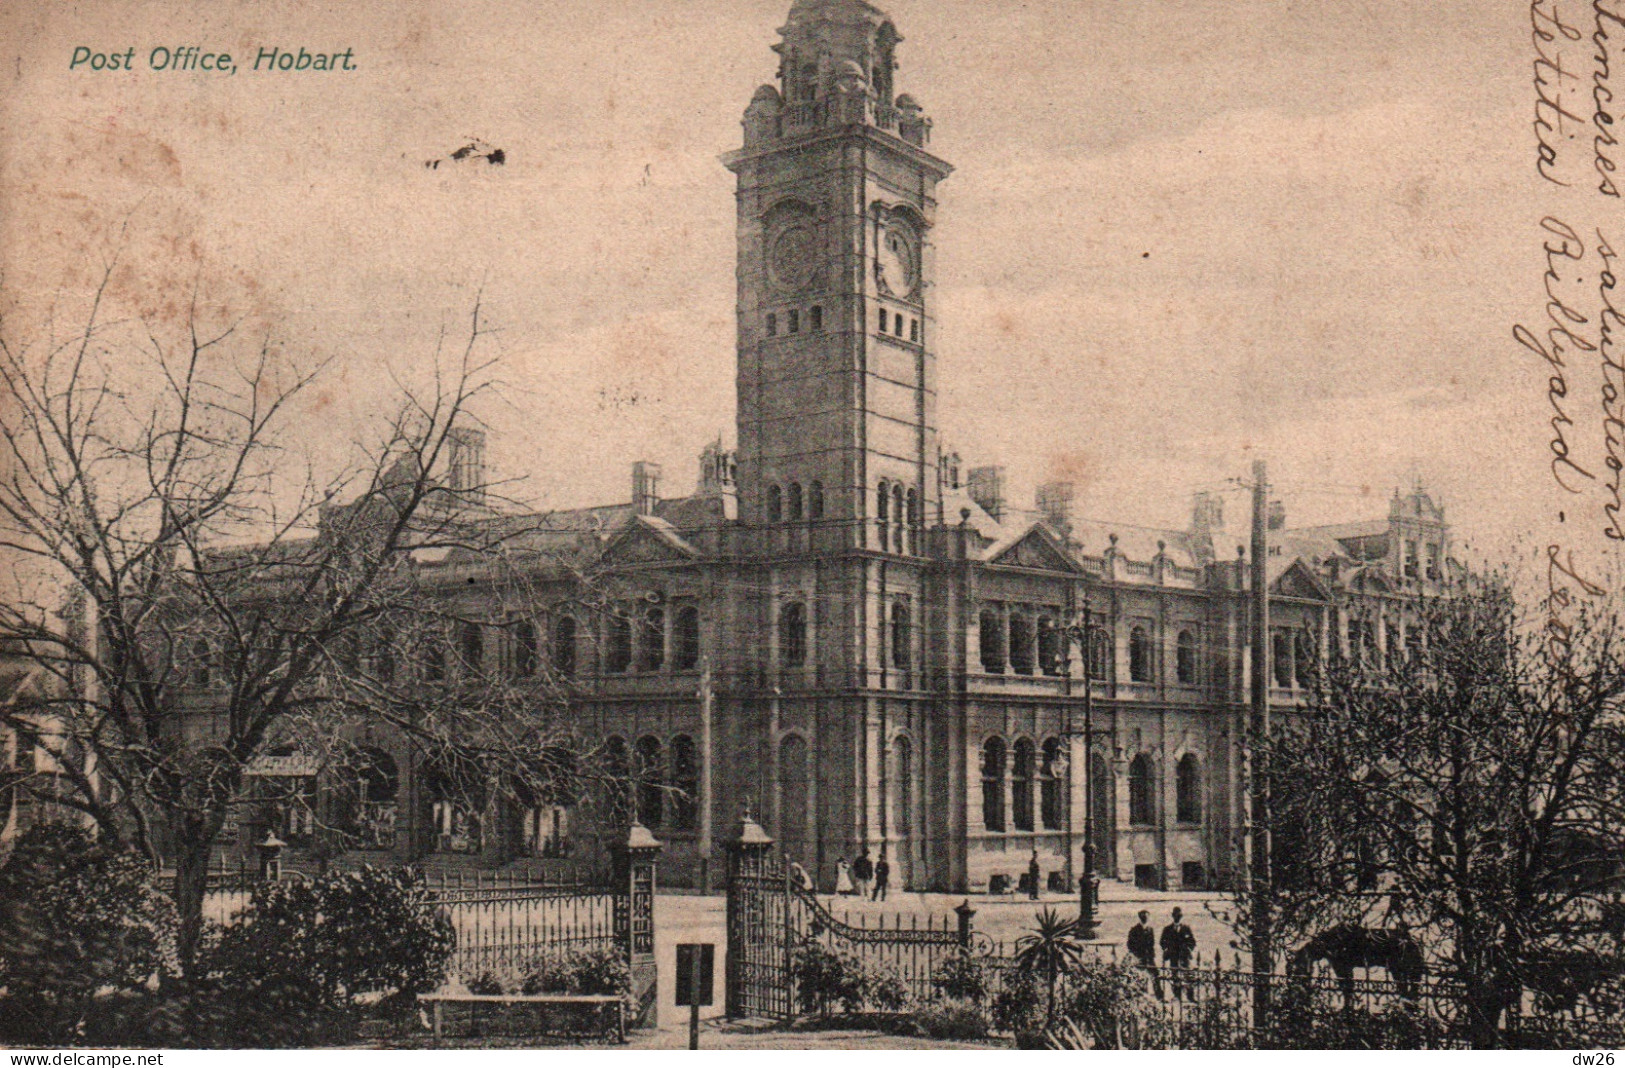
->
613;821;662;1029
725;811;775;1019
954;899;977;948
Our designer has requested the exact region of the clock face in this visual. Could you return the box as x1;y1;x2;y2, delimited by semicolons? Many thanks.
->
876;224;917;298
769;226;817;292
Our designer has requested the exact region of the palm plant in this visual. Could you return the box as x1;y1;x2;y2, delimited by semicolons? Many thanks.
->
1013;907;1088;1026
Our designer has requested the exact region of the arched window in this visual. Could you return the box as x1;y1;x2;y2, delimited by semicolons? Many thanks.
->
1008;614;1034;675
906;488;919;555
1295;629;1315;686
767;484;783;524
779;601;806;668
1128;754;1155;825
1012;738;1035;831
787;482;804;522
635;735;664;828
553;615;577;677
1037;616;1062;676
513;620;538;678
673;607;700;671
979;608;1006;673
892;735;912;839
808;480;825;520
639;607;665;672
191;638;213;688
602;736;632;824
891;484;905;552
671;735;697;830
890;603;910;671
338;745;399;849
779;734;810;863
1088;618;1111;680
1040;738;1063;830
422;641;446;684
1176;629;1196;684
1129;626;1152;682
980;737;1006;831
876;481;890;550
1273;631;1292;687
514;746;577;858
459;622;483;676
1176;753;1202;824
423;754;485;854
607;613;633;674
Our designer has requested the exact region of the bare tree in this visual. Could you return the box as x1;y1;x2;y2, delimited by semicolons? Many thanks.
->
1225;577;1625;1047
0;257;613;977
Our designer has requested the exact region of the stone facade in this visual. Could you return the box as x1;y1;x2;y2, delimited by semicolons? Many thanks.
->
202;0;1456;894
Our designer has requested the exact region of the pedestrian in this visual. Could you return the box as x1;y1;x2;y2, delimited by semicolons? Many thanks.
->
1027;849;1042;901
1127;909;1163;1000
789;860;814;893
872;851;890;901
853;849;873;901
835;857;855;896
1160;906;1197;1001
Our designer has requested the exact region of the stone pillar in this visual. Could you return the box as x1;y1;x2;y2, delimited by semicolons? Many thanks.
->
613;821;662;1029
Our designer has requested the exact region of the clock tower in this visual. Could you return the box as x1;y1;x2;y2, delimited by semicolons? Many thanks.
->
724;0;952;554
721;0;955;890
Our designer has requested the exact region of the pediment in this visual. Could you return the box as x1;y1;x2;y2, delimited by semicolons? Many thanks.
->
1271;558;1332;601
988;524;1079;573
600;521;698;567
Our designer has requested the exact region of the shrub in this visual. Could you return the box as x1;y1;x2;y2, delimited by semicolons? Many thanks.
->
991;970;1044;1035
791;938;909;1016
933;952;990;1001
1055;955;1156;1049
912;997;992;1040
0;824;177;1045
203;865;454;1044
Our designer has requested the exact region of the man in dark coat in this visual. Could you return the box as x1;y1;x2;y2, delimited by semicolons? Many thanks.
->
872;851;890;901
1027;849;1042;900
852;849;873;901
1160;906;1197;1000
1128;909;1163;999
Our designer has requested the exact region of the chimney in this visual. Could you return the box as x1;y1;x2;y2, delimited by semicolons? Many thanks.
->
697;440;736;496
632;461;662;516
1267;499;1286;531
1035;481;1075;538
967;465;1005;521
446;427;486;499
1189;491;1224;566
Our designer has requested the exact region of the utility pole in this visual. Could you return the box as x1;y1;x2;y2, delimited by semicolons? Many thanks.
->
698;656;714;894
1248;460;1274;1024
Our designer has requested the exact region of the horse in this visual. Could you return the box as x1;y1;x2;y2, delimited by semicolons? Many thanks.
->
1288;924;1426;1004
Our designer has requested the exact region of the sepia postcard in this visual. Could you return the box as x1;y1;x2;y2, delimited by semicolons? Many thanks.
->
0;0;1621;1057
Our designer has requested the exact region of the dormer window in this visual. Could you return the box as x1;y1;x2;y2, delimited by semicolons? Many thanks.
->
878;307;888;333
909;318;919;342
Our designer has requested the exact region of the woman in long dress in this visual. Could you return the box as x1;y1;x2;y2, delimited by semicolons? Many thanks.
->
835;857;855;896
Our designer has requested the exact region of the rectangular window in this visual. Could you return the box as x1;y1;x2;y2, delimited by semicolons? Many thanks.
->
766;312;777;337
909;318;919;342
810;305;823;332
788;309;800;334
894;312;905;336
878;307;888;332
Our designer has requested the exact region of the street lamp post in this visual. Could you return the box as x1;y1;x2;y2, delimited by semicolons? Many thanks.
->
1067;604;1101;940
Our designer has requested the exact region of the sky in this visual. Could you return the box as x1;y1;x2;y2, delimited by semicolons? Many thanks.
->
2;0;1618;585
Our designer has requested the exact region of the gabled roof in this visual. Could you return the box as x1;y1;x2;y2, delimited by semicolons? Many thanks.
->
599;514;702;567
983;521;1082;573
1269;556;1333;601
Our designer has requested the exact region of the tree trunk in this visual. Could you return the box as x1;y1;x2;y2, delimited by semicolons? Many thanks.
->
173;823;215;981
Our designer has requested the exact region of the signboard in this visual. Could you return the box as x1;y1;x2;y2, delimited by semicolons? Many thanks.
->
675;943;714;1007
